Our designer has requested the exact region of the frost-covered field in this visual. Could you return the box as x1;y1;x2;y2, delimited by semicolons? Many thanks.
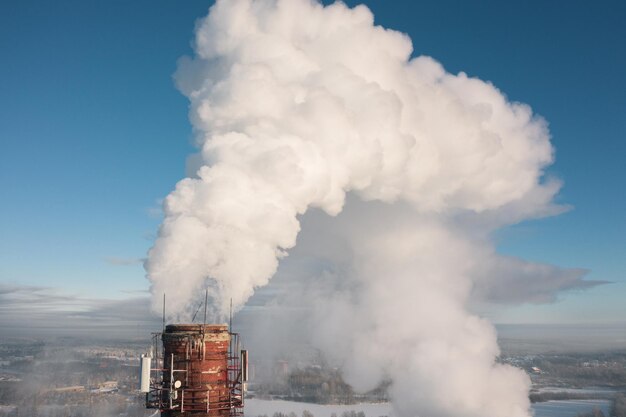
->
244;399;612;417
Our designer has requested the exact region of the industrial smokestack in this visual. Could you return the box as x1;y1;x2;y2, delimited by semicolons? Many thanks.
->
144;324;245;417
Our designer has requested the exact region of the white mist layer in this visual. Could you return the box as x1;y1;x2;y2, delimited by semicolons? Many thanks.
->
146;1;565;416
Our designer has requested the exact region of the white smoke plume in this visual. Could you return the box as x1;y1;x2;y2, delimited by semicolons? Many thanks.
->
145;1;597;416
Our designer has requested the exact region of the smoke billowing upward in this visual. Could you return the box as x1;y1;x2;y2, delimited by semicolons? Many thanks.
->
146;1;597;416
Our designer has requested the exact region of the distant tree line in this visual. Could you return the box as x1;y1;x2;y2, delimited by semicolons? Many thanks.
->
530;391;612;403
254;365;389;404
532;353;626;388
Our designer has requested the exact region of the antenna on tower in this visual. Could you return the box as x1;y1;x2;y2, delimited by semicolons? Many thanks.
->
162;293;166;333
203;288;208;328
191;298;203;323
229;298;233;332
192;288;209;324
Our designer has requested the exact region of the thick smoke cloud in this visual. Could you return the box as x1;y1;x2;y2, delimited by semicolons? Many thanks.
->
148;0;555;317
145;1;598;416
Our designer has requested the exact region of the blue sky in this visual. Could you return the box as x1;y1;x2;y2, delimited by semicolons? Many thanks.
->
1;0;624;326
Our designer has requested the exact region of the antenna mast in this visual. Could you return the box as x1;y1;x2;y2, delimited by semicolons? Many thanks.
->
229;298;233;332
203;288;208;328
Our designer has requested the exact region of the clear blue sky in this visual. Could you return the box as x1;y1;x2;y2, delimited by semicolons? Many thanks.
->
1;0;624;324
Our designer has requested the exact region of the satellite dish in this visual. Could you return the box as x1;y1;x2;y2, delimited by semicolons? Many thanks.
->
174;380;182;389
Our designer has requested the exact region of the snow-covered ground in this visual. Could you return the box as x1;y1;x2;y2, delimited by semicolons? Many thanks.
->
245;399;391;417
244;398;612;417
